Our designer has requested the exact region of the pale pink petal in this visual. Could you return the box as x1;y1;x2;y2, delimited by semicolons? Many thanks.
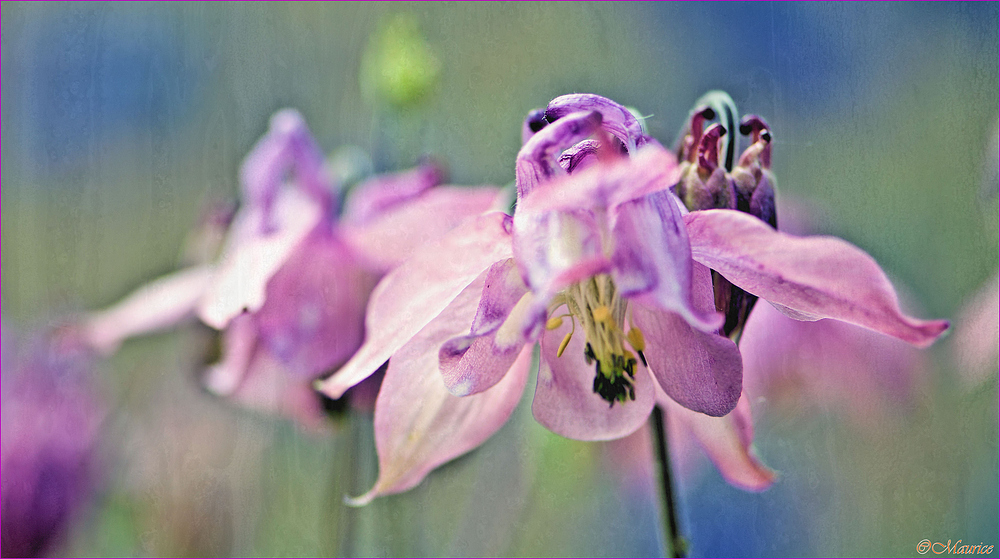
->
198;188;324;329
600;422;658;496
83;266;214;354
315;212;514;399
203;313;259;397
254;229;378;378
740;301;928;423
202;297;335;431
660;390;775;492
685;209;950;347
221;349;328;432
611;190;722;332
340;163;443;224
953;271;1000;381
532;318;656;441
631;262;743;417
341;186;502;272
439;259;530;396
350;279;532;504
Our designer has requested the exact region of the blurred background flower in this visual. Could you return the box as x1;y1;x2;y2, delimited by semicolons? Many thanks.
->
1;328;105;558
3;3;997;556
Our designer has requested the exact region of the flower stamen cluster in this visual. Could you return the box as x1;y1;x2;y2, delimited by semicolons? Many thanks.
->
547;274;643;406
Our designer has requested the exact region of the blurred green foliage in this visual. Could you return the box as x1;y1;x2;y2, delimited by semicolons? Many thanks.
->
360;13;441;110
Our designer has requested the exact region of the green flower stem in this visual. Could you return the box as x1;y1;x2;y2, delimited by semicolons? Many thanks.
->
652;405;687;558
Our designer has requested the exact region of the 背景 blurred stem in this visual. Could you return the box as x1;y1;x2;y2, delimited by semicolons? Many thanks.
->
325;408;364;557
651;405;687;558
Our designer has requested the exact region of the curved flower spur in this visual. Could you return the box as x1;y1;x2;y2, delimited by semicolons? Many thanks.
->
83;110;501;426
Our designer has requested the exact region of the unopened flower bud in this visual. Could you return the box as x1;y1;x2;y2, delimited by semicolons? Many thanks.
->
676;123;737;211
732;115;777;229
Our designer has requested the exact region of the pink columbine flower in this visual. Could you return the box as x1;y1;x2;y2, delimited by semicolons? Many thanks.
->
83;110;500;426
316;94;948;502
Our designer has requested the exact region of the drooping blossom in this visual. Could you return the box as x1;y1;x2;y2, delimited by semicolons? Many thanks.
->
83;109;501;426
1;327;105;557
319;93;945;502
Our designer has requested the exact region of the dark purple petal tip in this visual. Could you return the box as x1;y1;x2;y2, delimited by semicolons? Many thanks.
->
545;93;647;153
522;108;549;144
515;110;603;197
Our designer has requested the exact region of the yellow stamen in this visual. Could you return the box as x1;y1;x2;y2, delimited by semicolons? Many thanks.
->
624;349;636;363
626;327;646;353
592;305;613;324
546;316;564;330
557;331;573;357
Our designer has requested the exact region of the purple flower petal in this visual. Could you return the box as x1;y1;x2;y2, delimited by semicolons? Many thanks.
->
315;212;514;399
349;280;532;504
611;190;723;332
519;144;681;217
512;208;610;301
439;258;530;396
83;266;214;354
631;262;743;417
240;109;336;229
684;209;950;347
340;163;444;224
254;229;377;379
559;139;601;173
545;93;649;153
2;334;104;558
341;186;502;273
515;110;603;197
532;318;656;441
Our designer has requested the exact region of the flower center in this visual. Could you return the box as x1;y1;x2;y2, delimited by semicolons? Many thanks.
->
547;274;646;407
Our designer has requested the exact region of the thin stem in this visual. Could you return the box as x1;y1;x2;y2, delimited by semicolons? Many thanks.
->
324;409;357;557
651;405;686;558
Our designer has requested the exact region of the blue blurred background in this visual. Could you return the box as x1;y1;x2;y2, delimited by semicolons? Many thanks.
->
3;3;998;556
